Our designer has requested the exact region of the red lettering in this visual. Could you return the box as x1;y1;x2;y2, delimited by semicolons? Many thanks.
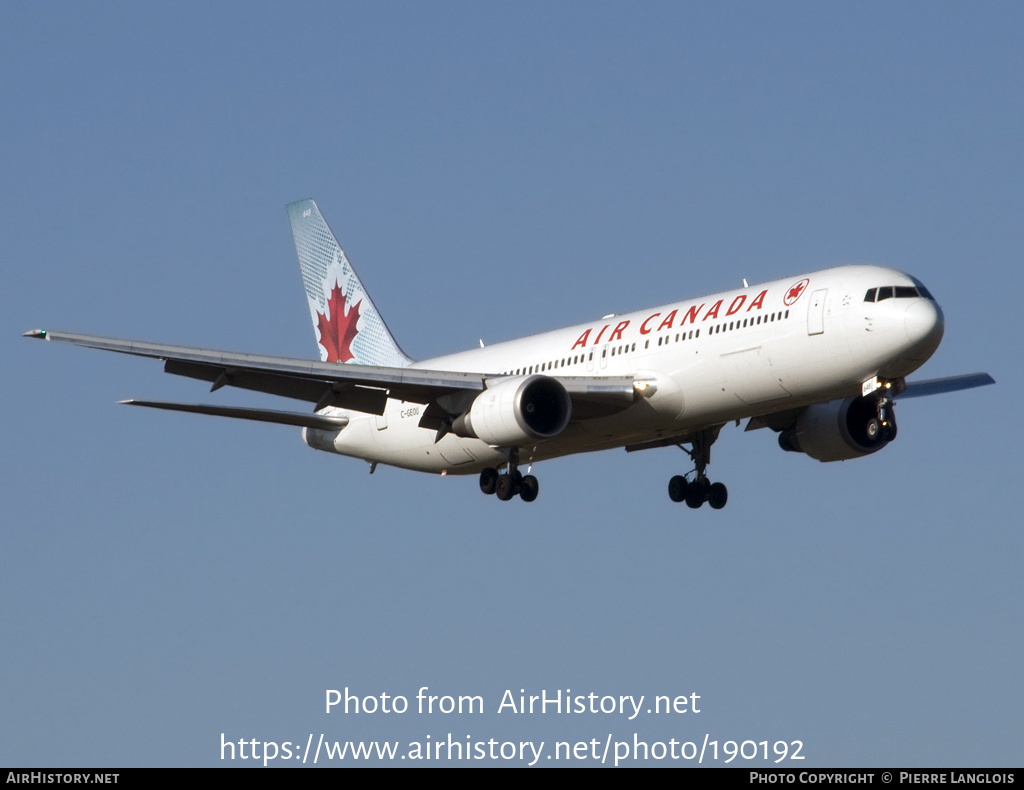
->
640;314;660;335
571;329;591;350
747;290;767;311
593;325;609;345
609;320;630;341
679;304;702;326
657;309;678;331
703;299;723;321
726;295;746;315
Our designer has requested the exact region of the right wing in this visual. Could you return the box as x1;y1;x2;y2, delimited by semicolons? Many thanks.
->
25;329;637;419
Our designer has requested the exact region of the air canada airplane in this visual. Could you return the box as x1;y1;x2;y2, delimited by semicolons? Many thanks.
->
26;200;994;508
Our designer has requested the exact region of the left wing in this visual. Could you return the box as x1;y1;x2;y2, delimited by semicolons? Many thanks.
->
896;372;995;399
744;371;995;433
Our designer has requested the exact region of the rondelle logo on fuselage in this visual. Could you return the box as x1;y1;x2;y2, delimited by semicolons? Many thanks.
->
784;279;810;306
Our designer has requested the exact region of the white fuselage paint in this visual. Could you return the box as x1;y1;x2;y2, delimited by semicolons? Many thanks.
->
304;265;944;474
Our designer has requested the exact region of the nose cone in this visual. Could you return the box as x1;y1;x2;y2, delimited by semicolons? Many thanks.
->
904;299;944;360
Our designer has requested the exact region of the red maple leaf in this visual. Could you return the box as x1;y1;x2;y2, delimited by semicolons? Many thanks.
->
316;283;361;363
787;282;806;302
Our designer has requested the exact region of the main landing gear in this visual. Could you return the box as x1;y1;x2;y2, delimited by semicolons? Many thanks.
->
479;449;539;503
667;429;728;510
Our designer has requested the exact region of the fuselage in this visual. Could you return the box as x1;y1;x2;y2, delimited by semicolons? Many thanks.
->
304;264;944;474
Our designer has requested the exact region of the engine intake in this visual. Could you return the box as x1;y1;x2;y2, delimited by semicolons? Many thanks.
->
779;395;895;462
453;375;571;447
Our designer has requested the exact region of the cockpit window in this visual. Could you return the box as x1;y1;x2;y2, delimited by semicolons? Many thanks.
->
865;283;935;303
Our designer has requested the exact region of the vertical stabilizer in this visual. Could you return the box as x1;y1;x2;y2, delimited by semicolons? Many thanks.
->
287;200;413;367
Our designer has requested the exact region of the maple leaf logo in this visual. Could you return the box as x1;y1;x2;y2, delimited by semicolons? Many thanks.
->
316;282;361;362
784;279;809;306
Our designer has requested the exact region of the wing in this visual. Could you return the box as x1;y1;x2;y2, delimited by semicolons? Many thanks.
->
24;329;636;420
896;372;995;399
744;372;995;433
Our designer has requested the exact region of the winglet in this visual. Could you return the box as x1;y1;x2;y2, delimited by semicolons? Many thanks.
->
23;329;48;339
287;200;413;367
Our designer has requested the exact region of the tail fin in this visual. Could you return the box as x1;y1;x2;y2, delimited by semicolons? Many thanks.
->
287;199;413;367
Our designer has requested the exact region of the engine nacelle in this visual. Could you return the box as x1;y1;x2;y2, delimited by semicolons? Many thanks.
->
778;395;895;462
453;375;571;447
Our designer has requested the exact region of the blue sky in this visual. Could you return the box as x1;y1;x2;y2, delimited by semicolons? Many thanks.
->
3;2;1020;767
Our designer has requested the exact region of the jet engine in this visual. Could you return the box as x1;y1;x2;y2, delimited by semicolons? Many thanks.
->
453;375;572;447
778;395;895;462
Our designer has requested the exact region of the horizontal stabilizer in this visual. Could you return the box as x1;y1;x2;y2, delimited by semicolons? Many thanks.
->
119;400;349;430
897;372;995;399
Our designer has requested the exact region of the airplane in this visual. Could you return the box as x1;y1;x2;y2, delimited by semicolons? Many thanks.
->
25;199;994;508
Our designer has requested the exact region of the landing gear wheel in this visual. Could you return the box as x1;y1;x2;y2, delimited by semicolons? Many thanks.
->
865;417;882;442
668;475;688;503
495;474;516;501
685;479;708;509
707;482;728;510
882;421;897;441
479;467;498;495
519;475;539;502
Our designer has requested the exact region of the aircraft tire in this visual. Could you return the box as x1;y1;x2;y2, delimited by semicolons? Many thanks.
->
519;475;539;502
685;480;707;509
708;482;728;510
480;467;498;495
495;474;515;501
668;475;688;503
